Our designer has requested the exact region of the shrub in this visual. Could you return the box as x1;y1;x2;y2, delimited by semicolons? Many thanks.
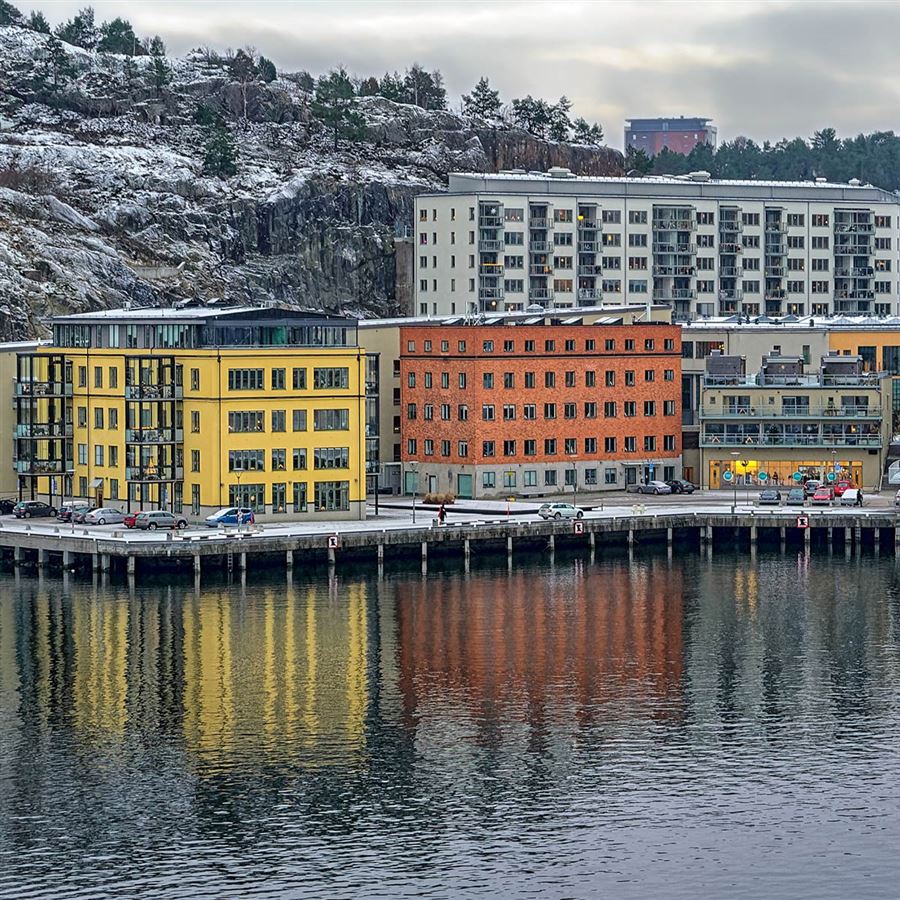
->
423;492;455;505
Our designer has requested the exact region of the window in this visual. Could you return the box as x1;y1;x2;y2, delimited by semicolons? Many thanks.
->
314;408;350;430
94;445;104;466
787;257;805;271
228;368;264;391
191;410;200;433
601;209;621;224
605;371;615;387
292;409;307;432
77;368;86;388
585;468;597;485
625;370;635;386
554;208;573;222
664;434;677;451
644;369;655;382
604;468;617;485
628;256;647;270
458;441;468;457
545;371;556;388
876;237;892;250
812;235;829;249
876;259;892;272
503;440;516;456
788;235;805;249
565;370;576;388
524;372;535;388
292;448;307;470
624;401;636;417
483;372;494;389
604;401;616;418
544;403;557;419
697;211;715;225
524;439;536;456
314;481;350;512
94;366;102;388
504;372;515;388
313;367;349;390
271;448;286;471
192;450;201;472
564;402;576;419
545;438;557;455
483;340;494;352
644;400;656;416
742;212;760;226
314;448;349;469
628;209;647;224
110;478;119;500
272;368;286;390
271;410;286;432
503;404;516;420
483;471;496;489
628;233;648;247
624;436;636;452
644;435;657;452
94;407;104;429
696;257;714;271
77;406;87;428
564;438;577;455
876;215;892;228
524;470;537;487
584;401;597;418
544;469;558;486
523;404;536;420
482;404;495;421
424;440;434;456
553;256;573;270
228;449;264;471
291;368;307;390
787;213;804;227
664;399;676;416
407;372;416;388
554;233;573;247
228;411;264;433
109;367;118;389
812;213;829;227
584;437;597;454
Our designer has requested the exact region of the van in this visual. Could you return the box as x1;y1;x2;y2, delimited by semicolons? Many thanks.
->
840;489;863;507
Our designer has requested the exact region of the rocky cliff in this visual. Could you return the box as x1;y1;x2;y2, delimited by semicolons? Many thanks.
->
0;25;622;340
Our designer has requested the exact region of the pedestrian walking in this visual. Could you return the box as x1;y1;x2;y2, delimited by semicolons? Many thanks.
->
438;503;447;525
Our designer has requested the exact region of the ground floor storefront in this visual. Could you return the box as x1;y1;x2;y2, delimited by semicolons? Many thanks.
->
702;454;878;491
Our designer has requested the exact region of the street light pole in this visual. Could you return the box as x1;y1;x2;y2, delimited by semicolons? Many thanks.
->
731;451;739;510
410;462;417;524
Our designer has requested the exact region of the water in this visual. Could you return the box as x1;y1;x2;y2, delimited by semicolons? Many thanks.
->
2;550;900;898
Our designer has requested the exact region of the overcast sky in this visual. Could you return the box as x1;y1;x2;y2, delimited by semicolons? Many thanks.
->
27;0;900;149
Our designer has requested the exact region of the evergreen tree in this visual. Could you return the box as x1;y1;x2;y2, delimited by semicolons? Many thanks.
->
28;9;50;33
122;54;137;89
41;34;74;87
97;17;139;54
229;48;259;124
203;122;237;178
310;67;365;150
148;35;166;56
511;95;551;138
378;71;406;102
258;55;276;83
624;146;653;176
55;6;97;49
150;54;171;96
295;70;314;92
403;63;446;110
548;95;572;141
572;117;603;146
357;76;380;97
0;1;23;27
461;76;501;120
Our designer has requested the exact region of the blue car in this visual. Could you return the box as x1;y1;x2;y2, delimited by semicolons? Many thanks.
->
205;507;255;527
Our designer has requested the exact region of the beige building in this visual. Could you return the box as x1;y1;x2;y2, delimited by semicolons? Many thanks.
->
699;350;889;491
416;171;900;322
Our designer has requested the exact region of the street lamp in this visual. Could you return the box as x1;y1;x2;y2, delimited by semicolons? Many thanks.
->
234;467;243;532
409;461;418;524
730;450;739;510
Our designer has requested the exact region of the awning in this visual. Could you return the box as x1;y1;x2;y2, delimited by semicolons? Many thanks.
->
89;478;103;488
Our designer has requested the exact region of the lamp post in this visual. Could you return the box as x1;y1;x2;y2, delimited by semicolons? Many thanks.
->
730;450;739;511
571;465;578;507
409;461;418;524
234;467;243;533
741;458;750;507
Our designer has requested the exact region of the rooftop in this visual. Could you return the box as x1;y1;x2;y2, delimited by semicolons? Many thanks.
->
48;305;352;326
685;314;900;332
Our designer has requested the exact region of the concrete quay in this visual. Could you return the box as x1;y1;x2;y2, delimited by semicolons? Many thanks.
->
1;504;899;582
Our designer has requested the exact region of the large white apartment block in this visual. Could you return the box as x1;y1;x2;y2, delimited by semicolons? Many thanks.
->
414;169;900;321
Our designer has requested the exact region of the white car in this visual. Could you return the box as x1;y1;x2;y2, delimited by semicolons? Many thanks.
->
637;480;673;495
83;507;126;526
538;502;584;520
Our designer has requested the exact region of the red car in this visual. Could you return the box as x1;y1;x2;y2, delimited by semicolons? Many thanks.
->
124;512;138;528
833;481;853;497
811;487;835;505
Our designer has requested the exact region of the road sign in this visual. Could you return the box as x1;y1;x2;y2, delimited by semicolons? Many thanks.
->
796;515;809;529
722;470;733;483
327;534;341;550
826;472;836;482
758;471;768;482
573;520;584;535
793;472;803;482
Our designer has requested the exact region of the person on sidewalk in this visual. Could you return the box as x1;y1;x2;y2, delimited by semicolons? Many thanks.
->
437;503;447;525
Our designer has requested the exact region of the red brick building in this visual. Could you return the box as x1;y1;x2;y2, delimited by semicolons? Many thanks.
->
400;320;682;498
625;117;716;157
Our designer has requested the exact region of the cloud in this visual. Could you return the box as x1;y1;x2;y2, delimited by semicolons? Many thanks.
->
26;0;900;148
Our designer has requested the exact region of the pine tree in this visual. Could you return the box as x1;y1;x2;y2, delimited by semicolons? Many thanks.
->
295;70;314;92
203;122;237;178
122;54;137;89
148;35;166;56
97;17;139;55
28;10;50;33
258;55;276;83
548;96;572;141
310;67;365;150
573;117;604;146
625;146;653;176
512;95;552;138
0;1;23;27
41;34;74;88
150;55;171;96
378;71;406;103
229;48;259;124
55;7;97;49
402;63;446;110
357;76;380;97
461;76;501;121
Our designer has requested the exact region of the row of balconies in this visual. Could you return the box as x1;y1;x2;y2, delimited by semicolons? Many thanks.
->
125;466;184;482
15;423;73;438
700;405;879;420
653;288;697;300
15;459;73;474
15;382;73;397
124;384;182;400
700;433;881;448
834;223;874;234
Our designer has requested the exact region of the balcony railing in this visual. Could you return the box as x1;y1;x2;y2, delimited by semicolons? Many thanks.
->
719;242;743;254
578;288;602;301
577;220;600;231
15;423;73;438
579;264;602;275
653;242;696;254
701;432;882;448
479;263;504;276
653;265;695;276
835;290;875;300
14;381;73;397
529;217;551;229
479;215;503;228
577;240;599;252
528;288;554;301
835;223;874;234
718;289;743;301
653;218;695;231
703;373;882;387
653;288;697;300
15;459;73;474
765;266;786;277
765;289;787;300
125;428;184;443
478;287;503;300
764;222;788;233
124;384;183;400
529;241;553;253
478;239;503;252
719;220;742;233
719;267;742;278
700;405;880;419
125;466;184;482
529;264;551;276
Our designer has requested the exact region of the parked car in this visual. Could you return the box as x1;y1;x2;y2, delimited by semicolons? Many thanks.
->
895;488;900;507
666;479;696;494
810;487;834;506
637;480;673;495
839;489;863;507
13;500;57;518
204;507;255;527
124;512;139;529
786;487;807;506
83;507;126;526
58;502;92;523
134;510;188;530
803;479;822;498
538;502;584;520
833;481;853;497
73;506;98;524
758;489;781;506
0;498;16;515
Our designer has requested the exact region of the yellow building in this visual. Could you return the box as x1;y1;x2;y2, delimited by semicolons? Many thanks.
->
14;307;370;520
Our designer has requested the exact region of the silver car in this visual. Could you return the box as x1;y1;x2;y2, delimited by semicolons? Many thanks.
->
83;507;126;526
637;480;673;495
538;502;584;520
135;510;188;530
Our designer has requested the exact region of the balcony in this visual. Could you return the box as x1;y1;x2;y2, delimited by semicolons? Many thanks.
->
719;267;742;278
479;263;504;276
579;264;602;275
700;405;880;419
529;241;553;253
765;289;787;300
478;239;503;252
15;459;73;475
478;287;504;301
577;240;599;252
765;266;786;277
653;218;695;231
653;288;697;300
653;264;695;276
528;288;554;302
653;242;696;254
124;384;183;400
529;264;552;276
15;423;73;438
835;242;871;255
719;220;742;234
125;428;184;444
479;215;503;228
764;221;788;233
835;222;874;234
853;266;875;277
125;466;184;482
700;431;881;448
578;288;602;302
719;242;743;254
15;381;73;398
835;290;875;301
703;372;882;388
529;217;551;230
718;289;743;301
577;220;600;232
